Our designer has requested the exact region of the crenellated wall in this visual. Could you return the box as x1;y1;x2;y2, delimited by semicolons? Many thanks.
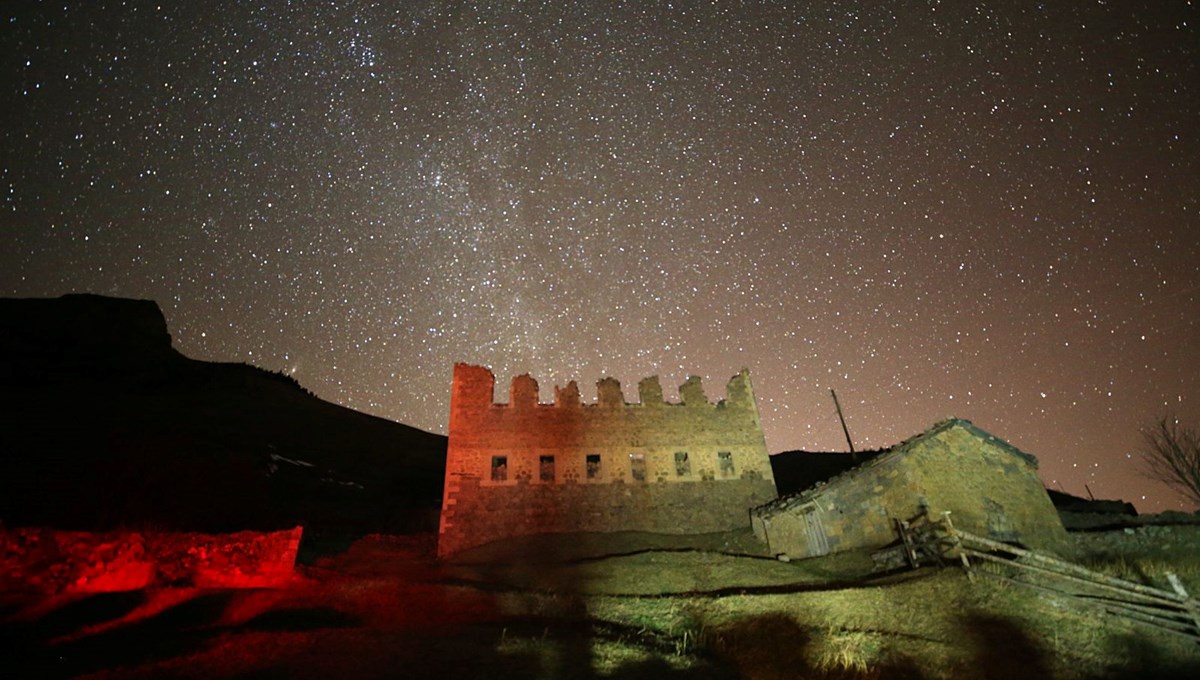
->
438;364;777;556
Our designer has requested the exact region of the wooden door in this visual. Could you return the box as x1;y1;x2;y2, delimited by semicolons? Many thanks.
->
805;508;830;557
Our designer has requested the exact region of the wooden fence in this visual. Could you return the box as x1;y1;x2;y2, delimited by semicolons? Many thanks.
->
880;511;1200;644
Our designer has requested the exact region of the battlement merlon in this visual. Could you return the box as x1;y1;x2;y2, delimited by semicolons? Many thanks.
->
724;368;755;408
723;368;761;424
511;373;539;409
555;380;582;408
451;363;496;409
449;364;762;411
638;376;664;407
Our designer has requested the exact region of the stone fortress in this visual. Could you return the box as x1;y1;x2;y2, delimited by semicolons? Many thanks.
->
438;364;778;556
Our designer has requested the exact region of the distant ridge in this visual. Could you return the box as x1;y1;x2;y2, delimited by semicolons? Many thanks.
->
0;294;447;534
769;449;886;497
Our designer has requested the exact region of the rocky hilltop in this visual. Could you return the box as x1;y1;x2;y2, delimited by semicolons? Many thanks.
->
0;294;447;534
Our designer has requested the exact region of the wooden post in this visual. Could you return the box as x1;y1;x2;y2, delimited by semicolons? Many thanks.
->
938;512;973;580
896;519;918;568
980;572;1200;643
830;389;857;464
1166;572;1200;639
953;530;1191;605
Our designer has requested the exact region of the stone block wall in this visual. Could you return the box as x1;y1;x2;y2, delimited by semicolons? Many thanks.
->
905;425;1068;551
752;420;1068;559
752;455;915;558
439;364;777;556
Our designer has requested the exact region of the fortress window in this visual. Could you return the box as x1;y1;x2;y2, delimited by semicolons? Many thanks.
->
674;451;690;476
586;454;601;480
539;455;555;482
491;456;508;482
718;451;735;477
629;453;646;481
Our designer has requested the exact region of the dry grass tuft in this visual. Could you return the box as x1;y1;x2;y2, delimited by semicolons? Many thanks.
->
813;627;880;675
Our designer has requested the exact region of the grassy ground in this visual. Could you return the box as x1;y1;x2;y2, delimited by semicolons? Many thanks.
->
2;527;1199;679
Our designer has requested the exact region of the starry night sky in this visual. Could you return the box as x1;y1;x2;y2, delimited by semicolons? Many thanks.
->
3;1;1198;511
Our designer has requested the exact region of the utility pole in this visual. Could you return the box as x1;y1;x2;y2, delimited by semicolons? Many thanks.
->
830;388;858;464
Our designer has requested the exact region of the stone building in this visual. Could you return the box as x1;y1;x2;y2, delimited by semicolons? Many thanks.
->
438;364;778;556
750;419;1068;559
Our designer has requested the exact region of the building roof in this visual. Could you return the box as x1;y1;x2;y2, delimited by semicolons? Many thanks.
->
752;418;1038;517
769;449;886;497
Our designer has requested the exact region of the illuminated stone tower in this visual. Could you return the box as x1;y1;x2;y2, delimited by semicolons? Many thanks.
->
438;364;777;556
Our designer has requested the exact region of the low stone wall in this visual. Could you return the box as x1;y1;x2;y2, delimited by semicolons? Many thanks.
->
0;526;303;593
1068;523;1200;556
1061;509;1200;532
439;475;776;556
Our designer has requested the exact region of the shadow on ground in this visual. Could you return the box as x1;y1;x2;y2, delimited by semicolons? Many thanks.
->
3;532;1198;679
2;591;233;677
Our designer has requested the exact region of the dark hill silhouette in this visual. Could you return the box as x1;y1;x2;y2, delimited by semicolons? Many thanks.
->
0;294;447;534
768;449;885;497
1046;489;1137;516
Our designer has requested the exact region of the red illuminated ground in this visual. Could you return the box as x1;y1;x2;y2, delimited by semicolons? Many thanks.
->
3;529;1199;679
